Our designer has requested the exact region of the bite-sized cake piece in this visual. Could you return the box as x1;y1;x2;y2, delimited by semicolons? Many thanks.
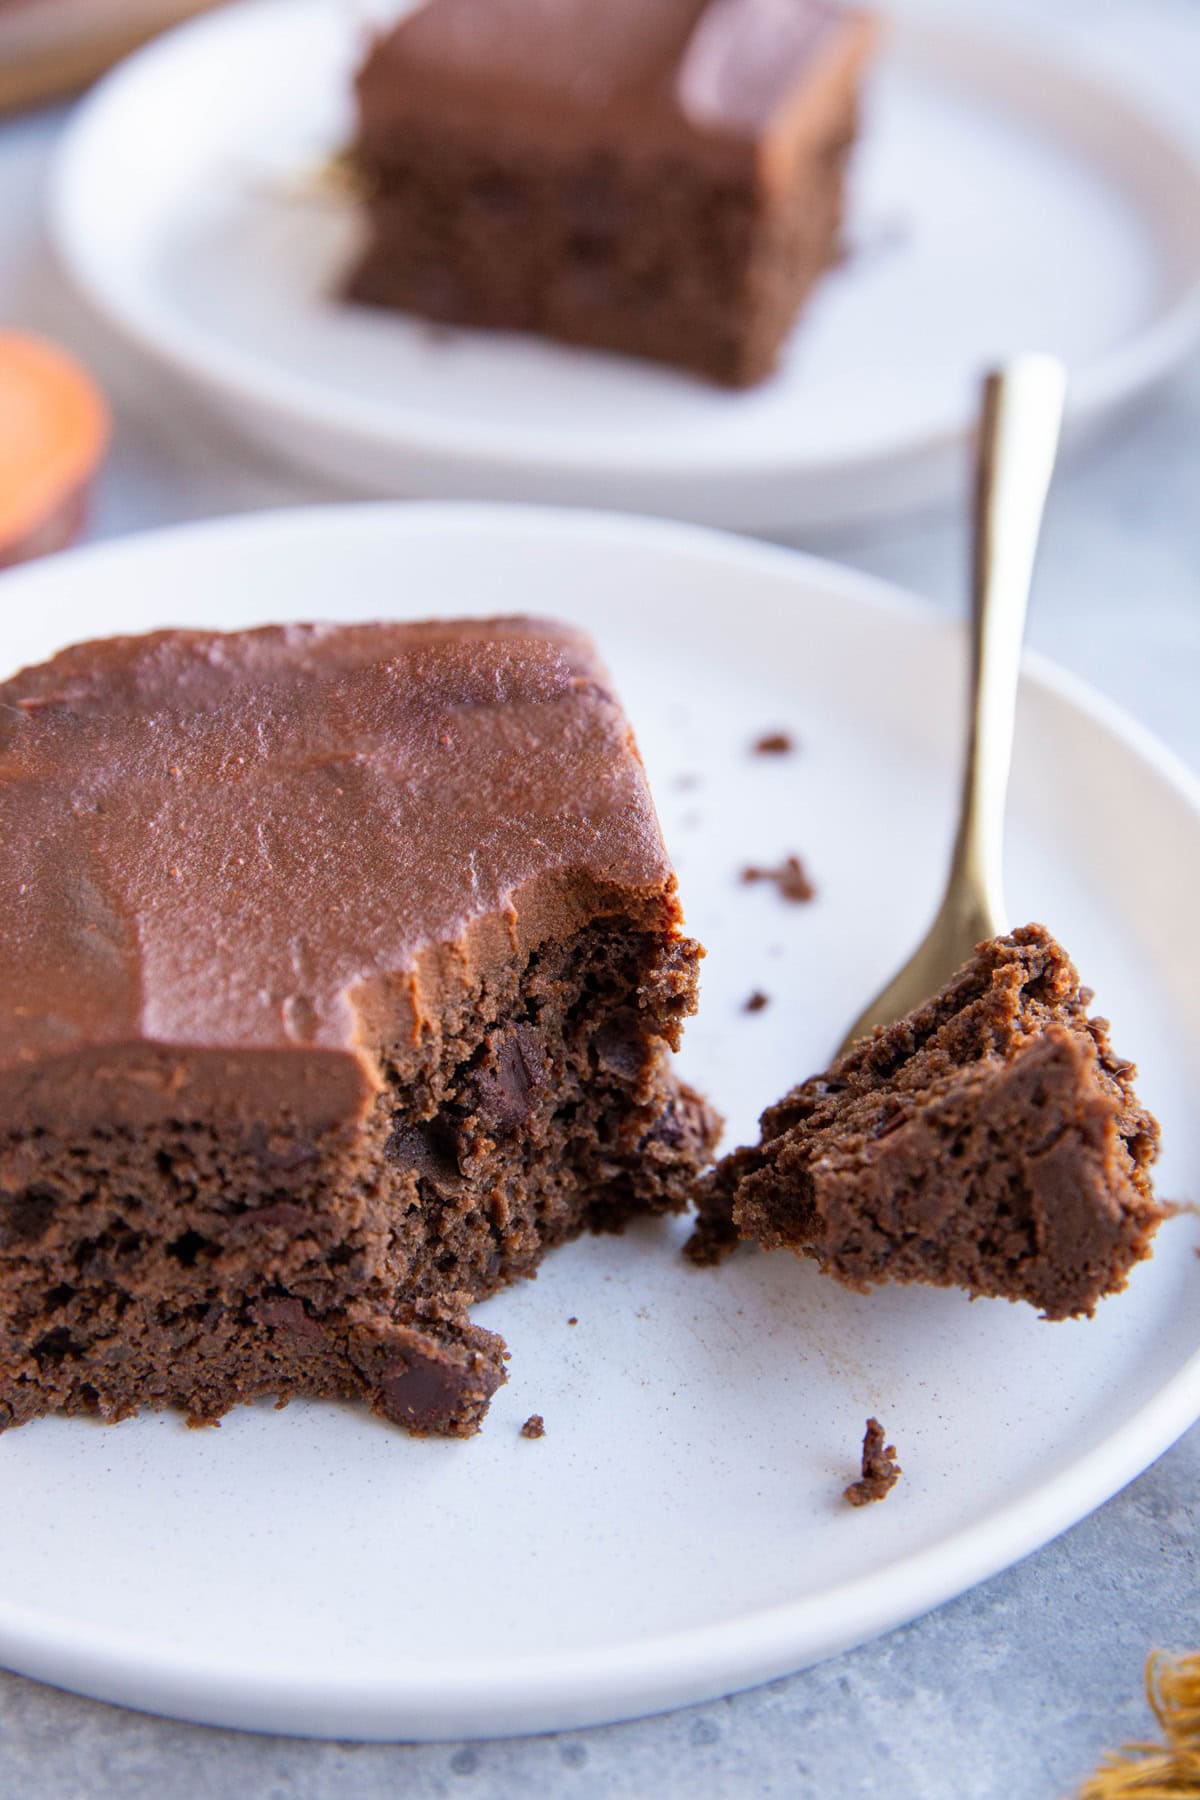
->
0;618;718;1438
689;926;1162;1320
346;0;877;387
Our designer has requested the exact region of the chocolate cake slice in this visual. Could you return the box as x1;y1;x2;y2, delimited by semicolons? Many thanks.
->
689;926;1162;1319
346;0;876;387
0;618;718;1437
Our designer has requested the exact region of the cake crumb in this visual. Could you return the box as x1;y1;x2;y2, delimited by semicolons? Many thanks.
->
744;991;770;1013
752;732;795;756
567;1316;578;1326
741;856;815;903
844;1418;900;1506
520;1414;545;1440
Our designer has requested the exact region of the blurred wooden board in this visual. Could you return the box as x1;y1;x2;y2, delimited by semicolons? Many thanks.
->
0;0;224;113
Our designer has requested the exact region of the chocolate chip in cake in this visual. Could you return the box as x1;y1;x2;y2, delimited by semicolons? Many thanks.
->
249;1295;327;1350
2;1184;60;1247
371;1334;499;1436
378;1354;469;1432
640;1085;716;1155
383;1118;461;1185
465;1023;545;1138
594;1015;646;1081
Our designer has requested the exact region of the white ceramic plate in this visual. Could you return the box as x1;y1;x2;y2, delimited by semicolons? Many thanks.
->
1;504;1198;1742
49;3;1200;533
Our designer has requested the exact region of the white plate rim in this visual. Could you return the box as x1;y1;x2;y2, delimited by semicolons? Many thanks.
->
47;3;1200;494
0;500;1198;1738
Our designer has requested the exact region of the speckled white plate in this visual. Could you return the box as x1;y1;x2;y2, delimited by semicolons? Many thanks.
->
0;504;1198;1741
48;1;1200;532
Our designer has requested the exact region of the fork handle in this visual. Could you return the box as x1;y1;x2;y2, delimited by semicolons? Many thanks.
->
948;354;1068;937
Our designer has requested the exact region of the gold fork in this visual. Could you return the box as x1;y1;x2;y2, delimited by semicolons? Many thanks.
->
838;355;1068;1057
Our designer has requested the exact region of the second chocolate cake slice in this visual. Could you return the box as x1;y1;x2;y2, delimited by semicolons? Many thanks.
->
0;618;717;1438
346;0;877;387
690;926;1162;1319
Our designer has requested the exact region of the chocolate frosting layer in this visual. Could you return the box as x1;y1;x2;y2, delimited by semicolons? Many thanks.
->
0;619;679;1130
355;0;870;162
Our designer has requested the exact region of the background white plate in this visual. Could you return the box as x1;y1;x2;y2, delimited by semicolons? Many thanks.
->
49;2;1200;533
0;504;1198;1741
